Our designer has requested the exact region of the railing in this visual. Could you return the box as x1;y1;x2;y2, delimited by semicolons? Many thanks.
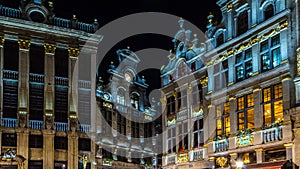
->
29;73;44;83
76;21;94;32
55;77;69;86
192;149;204;161
116;104;127;113
29;120;43;130
214;139;229;152
177;110;188;121
79;124;91;133
54;122;68;131
165;154;176;165
262;126;283;143
53;17;71;28
3;70;18;80
78;80;91;89
0;6;21;18
1;118;17;128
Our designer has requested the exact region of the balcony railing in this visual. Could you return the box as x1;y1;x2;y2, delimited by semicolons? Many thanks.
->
29;120;43;130
79;124;91;133
262;126;283;143
165;154;176;165
1;118;17;128
53;17;71;28
29;73;44;83
55;76;69;86
191;148;204;161
78;80;91;89
76;21;94;33
3;70;19;80
214;139;229;152
0;6;21;18
54;122;68;131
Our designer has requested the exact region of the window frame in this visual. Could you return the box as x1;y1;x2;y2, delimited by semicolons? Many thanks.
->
235;48;253;82
216;102;230;137
260;34;281;72
236;93;255;130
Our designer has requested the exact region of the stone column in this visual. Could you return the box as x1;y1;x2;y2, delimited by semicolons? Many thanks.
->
0;36;4;121
16;128;29;169
68;131;79;169
68;47;79;169
284;143;293;160
230;153;238;168
255;148;265;163
17;39;30;127
44;43;56;129
43;129;55;169
293;128;300;167
253;87;263;145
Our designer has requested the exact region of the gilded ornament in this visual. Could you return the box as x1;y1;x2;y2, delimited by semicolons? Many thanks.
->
68;47;80;58
279;20;288;30
216;157;228;168
44;43;56;54
0;36;4;47
200;77;208;87
227;4;233;12
18;39;31;50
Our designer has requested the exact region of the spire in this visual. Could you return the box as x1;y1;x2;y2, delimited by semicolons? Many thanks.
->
207;12;214;28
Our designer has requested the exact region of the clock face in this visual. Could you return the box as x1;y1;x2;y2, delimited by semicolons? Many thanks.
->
124;73;132;82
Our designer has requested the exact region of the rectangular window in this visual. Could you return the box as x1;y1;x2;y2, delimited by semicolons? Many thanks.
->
117;113;126;135
54;136;68;150
2;133;17;147
216;102;230;136
101;108;112;133
237;93;255;130
235;49;252;82
263;84;283;124
29;83;44;120
78;90;91;125
30;44;45;74
167;127;176;153
261;34;281;72
193;119;204;148
54;87;68;122
167;96;176;116
214;60;228;90
55;48;69;77
4;40;19;71
29;135;43;148
29;160;43;169
78;138;91;151
3;81;18;118
131;121;140;138
144;122;153;138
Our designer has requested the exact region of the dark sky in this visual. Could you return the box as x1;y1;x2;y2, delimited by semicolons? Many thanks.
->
52;0;222;93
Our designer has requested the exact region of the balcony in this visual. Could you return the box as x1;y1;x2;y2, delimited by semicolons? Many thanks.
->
214;138;229;152
190;148;204;161
0;6;21;18
29;73;44;83
262;126;283;143
55;77;69;86
3;70;18;80
29;120;43;130
79;124;91;133
54;122;68;131
78;80;91;89
1;118;17;128
164;154;176;166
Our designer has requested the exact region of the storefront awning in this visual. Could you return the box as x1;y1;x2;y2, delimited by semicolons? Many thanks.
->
246;160;290;169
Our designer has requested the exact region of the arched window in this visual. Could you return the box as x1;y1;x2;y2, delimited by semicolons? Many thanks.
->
178;62;186;78
131;93;140;110
216;33;224;47
117;89;125;105
237;11;249;36
264;4;274;20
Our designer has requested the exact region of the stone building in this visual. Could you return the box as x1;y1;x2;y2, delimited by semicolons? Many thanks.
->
161;0;300;169
0;0;102;168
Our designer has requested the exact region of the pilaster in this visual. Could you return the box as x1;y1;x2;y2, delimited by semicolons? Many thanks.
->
255;148;265;163
68;131;79;169
253;87;262;128
16;128;29;169
17;39;30;127
43;129;55;169
0;36;4;115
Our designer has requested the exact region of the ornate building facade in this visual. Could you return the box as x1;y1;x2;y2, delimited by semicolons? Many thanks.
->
161;0;300;169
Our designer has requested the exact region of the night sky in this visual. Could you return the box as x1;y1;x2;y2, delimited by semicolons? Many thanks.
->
52;0;222;93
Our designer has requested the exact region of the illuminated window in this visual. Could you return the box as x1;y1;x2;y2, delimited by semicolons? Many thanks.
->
237;11;248;36
235;49;253;82
117;89;125;105
237;93;255;130
193;119;204;148
167;96;176;116
264;4;274;21
214;60;228;90
167;127;176;153
216;102;230;136
261;34;281;72
263;84;283;124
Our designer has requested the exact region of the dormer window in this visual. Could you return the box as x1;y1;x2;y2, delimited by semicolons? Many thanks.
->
237;11;249;36
264;4;274;21
131;92;140;110
117;89;125;105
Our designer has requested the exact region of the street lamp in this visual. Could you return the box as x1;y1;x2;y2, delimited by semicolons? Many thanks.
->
236;161;244;169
